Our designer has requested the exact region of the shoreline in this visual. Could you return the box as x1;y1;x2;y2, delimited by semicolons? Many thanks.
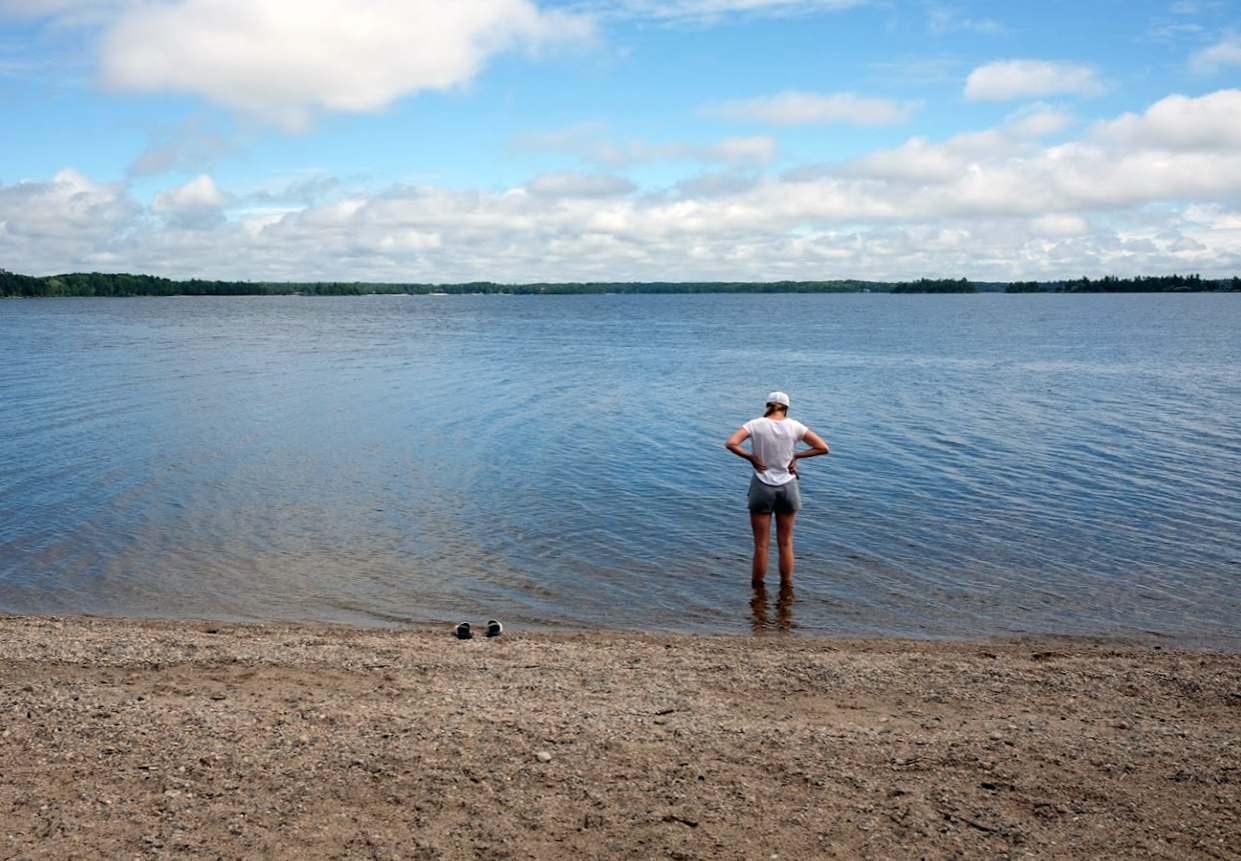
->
3;614;1239;860
7;605;1239;655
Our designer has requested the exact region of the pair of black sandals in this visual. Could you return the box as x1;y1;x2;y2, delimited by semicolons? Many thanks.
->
455;620;503;639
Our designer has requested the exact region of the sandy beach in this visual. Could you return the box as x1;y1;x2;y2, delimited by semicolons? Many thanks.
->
2;615;1238;860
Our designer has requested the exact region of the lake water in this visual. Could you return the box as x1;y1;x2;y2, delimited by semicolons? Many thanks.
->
2;293;1239;649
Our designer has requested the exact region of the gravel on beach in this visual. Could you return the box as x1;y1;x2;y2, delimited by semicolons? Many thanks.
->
2;614;1239;860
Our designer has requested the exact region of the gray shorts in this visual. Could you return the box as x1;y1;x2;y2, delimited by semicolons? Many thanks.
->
747;475;801;514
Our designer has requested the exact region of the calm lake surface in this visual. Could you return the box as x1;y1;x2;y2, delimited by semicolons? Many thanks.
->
2;293;1239;649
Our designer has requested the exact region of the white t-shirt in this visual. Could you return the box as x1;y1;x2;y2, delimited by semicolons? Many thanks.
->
743;416;808;486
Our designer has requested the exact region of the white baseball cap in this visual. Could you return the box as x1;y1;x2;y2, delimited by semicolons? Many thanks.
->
766;391;790;407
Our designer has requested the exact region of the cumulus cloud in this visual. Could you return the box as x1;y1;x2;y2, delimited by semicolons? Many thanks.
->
92;0;593;129
702;91;919;126
1090;89;1241;149
152;175;231;212
839;107;1071;184
0;169;137;240
150;174;233;229
5;91;1241;282
0;170;141;273
839;136;965;183
1003;104;1074;139
826;108;1241;218
1190;35;1241;76
965;60;1107;101
1030;213;1090;237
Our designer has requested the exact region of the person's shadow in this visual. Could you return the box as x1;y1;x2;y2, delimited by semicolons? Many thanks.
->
750;582;795;634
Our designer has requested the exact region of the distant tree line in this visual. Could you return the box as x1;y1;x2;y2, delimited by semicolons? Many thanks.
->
890;278;977;294
1052;274;1238;293
2;268;1237;299
0;272;884;298
0;269;55;297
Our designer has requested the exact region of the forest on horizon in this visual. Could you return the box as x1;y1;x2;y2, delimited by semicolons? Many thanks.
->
2;268;1238;298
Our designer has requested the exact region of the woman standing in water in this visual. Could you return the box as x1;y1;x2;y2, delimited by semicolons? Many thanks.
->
726;392;830;587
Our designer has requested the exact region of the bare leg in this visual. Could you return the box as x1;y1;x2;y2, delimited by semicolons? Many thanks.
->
749;511;772;586
775;510;797;585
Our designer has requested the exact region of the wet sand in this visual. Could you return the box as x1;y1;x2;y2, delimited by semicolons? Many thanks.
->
2;614;1239;860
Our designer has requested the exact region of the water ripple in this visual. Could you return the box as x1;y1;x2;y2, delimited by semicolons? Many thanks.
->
2;293;1239;649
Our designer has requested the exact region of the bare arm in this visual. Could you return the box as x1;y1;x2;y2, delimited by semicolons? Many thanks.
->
725;427;766;472
789;429;830;474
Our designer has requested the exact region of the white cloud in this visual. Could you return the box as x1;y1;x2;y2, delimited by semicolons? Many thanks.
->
1185;203;1241;229
93;0;593;129
1190;35;1241;76
149;174;233;230
703;91;919;126
250;175;344;207
840;136;965;183
840;108;1072;184
829;99;1241;215
6;92;1241;282
965;60;1107;101
0;170;141;273
1090;89;1241;149
1030;213;1090;237
0;169;137;240
674;171;761;198
702;136;778;164
152;175;231;212
525;171;636;198
1003;104;1074;139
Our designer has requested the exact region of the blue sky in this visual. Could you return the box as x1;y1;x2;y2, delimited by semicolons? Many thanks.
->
2;0;1239;283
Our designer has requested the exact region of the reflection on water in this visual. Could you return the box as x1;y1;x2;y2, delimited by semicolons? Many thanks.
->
1;293;1240;650
750;583;796;634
